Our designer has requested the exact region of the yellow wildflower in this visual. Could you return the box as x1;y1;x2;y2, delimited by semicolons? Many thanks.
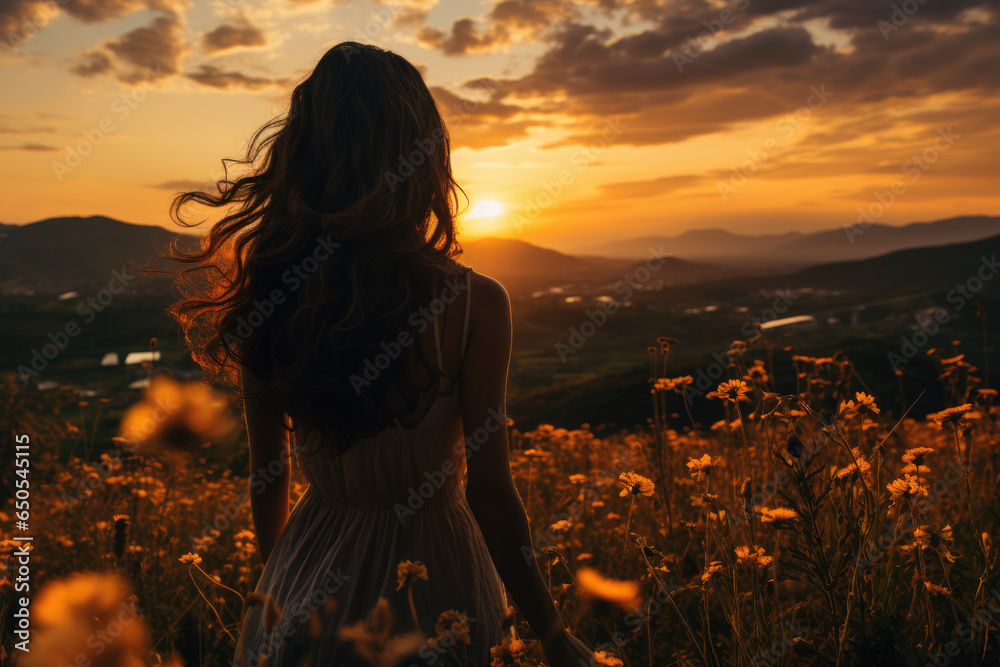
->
687;454;724;482
708;379;751;403
735;545;773;571
901;447;934;476
395;560;429;591
887;476;928;507
927;404;974;426
618;471;655;497
701;561;724;582
761;507;799;528
592;651;625;666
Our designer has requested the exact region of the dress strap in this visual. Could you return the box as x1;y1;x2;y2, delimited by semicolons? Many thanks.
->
460;270;472;358
432;284;444;373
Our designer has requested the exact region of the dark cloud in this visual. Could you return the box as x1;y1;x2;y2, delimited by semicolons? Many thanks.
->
105;15;185;82
149;179;214;191
1;0;58;47
60;0;148;23
428;83;535;148
430;82;523;120
500;23;819;102
416;0;579;55
70;49;115;77
201;19;267;53
1;0;187;49
760;0;992;33
491;0;577;30
0;121;57;134
418;19;503;55
392;8;431;29
0;143;58;151
596;174;706;199
446;0;1000;150
60;0;188;22
66;14;186;83
185;64;283;90
378;0;438;29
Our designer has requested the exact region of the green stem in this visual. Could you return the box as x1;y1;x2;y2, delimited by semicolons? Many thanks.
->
620;495;636;573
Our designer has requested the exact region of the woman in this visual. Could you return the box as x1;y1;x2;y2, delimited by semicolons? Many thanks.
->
165;41;595;666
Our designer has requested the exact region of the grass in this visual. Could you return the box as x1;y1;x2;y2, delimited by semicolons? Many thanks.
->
1;329;999;666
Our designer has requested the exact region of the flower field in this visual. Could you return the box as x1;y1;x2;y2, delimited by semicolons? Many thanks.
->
2;339;999;666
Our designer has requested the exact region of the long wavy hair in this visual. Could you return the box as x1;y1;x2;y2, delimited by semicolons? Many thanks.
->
163;41;468;451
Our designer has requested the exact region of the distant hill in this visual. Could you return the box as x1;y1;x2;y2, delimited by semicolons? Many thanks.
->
771;215;1000;265
0;216;197;294
785;231;1000;292
460;237;596;280
590;228;803;262
592;215;1000;267
460;237;716;292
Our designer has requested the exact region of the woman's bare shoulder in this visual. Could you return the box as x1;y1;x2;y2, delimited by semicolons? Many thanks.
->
467;270;510;322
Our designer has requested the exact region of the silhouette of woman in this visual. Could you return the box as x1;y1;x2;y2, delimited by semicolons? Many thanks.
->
164;42;595;666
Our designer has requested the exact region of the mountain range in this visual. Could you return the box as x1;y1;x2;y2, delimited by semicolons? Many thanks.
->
1;214;997;296
586;215;1000;267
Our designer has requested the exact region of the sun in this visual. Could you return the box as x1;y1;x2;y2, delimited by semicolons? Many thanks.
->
462;199;507;235
465;199;505;220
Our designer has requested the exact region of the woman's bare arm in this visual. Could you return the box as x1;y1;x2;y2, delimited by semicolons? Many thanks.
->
459;274;569;651
240;364;291;565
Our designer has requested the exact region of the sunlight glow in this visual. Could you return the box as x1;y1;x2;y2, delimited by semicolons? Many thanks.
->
465;199;505;220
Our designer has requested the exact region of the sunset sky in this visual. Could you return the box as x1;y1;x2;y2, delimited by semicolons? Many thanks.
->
0;0;998;252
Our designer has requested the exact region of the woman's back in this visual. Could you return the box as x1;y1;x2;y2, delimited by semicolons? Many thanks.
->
293;267;474;506
236;268;509;666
